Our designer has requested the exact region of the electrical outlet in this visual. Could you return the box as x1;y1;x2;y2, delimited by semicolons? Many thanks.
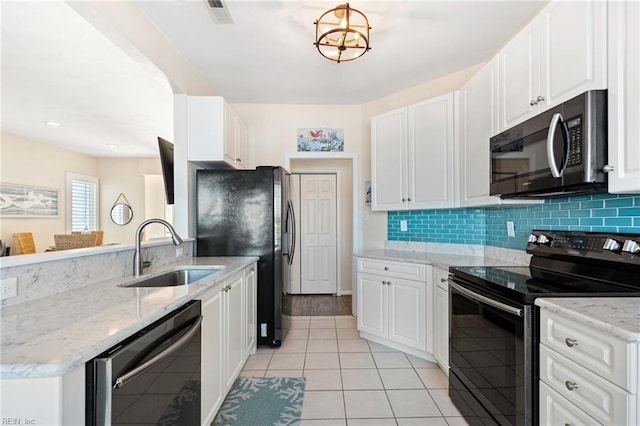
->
175;247;184;258
0;277;18;300
400;220;408;232
506;221;516;237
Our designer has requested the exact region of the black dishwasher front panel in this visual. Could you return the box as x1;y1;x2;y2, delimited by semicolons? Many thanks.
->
86;300;202;426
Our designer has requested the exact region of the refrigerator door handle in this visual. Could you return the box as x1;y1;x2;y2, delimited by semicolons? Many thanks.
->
289;200;296;266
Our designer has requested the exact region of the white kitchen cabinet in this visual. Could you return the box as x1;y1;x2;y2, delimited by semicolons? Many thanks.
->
607;0;640;193
460;57;543;208
499;0;607;131
244;263;257;356
201;288;224;424
371;108;406;211
538;308;639;426
357;257;433;357
187;96;248;169
223;271;245;392
371;92;456;211
433;267;449;374
200;263;256;424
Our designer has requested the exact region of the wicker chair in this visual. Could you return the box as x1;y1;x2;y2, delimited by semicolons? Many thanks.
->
71;230;104;246
12;232;36;254
54;233;98;250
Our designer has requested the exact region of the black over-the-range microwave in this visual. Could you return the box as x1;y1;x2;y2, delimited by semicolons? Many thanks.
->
490;89;608;198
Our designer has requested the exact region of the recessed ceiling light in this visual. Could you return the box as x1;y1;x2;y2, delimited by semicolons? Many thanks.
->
44;121;61;127
106;144;119;149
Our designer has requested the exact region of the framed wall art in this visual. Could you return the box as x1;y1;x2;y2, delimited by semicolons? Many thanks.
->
0;183;59;217
297;128;344;152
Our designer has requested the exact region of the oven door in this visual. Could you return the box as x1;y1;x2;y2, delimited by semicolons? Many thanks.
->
448;278;532;426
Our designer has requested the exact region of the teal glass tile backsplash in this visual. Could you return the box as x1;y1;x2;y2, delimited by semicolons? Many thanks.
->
387;193;640;250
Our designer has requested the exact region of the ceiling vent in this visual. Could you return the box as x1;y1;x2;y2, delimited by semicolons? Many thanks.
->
206;0;233;24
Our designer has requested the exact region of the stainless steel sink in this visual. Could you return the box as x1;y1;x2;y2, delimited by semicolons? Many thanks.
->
124;267;224;288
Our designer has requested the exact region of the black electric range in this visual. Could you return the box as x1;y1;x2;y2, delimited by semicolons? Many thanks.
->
448;230;640;426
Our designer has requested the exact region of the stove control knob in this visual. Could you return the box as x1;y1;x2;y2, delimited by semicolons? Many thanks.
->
622;240;640;254
528;234;538;243
602;238;622;252
537;234;551;245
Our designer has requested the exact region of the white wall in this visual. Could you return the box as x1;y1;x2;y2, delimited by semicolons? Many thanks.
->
291;159;353;295
0;132;97;252
97;157;163;244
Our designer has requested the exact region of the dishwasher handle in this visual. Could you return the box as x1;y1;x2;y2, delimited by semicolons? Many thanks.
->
449;280;523;317
114;315;203;389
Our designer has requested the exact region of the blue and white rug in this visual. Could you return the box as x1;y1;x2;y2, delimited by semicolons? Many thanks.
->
213;377;306;426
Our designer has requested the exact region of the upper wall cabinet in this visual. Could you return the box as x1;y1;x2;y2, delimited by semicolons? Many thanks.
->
499;0;607;131
460;58;542;207
371;92;456;211
607;0;640;193
187;96;248;169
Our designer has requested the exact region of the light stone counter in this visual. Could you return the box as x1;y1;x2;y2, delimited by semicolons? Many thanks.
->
0;256;258;379
356;249;527;272
536;298;640;343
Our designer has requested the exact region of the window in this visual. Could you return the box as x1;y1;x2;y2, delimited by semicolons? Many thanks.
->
66;172;99;232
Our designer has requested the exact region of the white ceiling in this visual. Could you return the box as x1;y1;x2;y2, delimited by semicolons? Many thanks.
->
1;0;546;158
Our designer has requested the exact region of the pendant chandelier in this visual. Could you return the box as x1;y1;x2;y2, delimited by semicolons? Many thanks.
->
314;3;371;63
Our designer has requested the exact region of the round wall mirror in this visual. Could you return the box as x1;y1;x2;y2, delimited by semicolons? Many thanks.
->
110;203;133;225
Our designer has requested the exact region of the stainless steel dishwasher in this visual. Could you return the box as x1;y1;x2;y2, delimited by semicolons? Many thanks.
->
86;300;202;425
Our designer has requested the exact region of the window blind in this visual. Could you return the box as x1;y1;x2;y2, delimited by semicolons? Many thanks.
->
71;179;97;232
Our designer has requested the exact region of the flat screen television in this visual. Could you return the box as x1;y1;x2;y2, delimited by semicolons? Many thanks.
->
157;137;174;205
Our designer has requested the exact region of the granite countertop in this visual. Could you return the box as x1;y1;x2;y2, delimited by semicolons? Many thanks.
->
0;256;258;379
357;249;526;271
536;298;640;343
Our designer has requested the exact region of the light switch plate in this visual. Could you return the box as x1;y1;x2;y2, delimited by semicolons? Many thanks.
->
400;220;408;232
506;221;515;237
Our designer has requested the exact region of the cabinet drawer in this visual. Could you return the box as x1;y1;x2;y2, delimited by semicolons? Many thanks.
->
357;257;426;281
540;309;636;393
539;345;635;426
539;380;601;426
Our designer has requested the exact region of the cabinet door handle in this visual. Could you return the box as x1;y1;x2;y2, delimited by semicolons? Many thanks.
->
565;381;579;391
387;281;392;285
603;164;615;173
407;197;412;202
384;267;389;271
565;338;578;348
236;158;242;162
401;198;406;202
382;281;387;285
530;99;537;106
537;95;545;102
440;278;447;283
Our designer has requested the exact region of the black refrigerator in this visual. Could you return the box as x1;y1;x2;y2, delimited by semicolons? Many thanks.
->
196;166;295;347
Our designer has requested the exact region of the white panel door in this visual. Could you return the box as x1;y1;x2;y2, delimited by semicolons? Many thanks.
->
388;277;426;351
539;0;607;110
371;108;407;211
500;18;540;130
357;273;387;339
408;92;456;209
608;0;640;193
300;174;337;294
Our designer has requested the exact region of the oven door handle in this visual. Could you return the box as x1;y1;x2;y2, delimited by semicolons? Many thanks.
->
449;280;523;317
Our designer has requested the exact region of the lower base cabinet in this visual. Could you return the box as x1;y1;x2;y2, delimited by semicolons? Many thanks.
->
200;262;257;424
357;257;434;359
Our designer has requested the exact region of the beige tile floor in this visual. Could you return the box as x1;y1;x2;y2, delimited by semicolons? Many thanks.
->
239;315;470;426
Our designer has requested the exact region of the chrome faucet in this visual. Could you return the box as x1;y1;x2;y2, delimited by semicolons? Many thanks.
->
133;218;184;278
